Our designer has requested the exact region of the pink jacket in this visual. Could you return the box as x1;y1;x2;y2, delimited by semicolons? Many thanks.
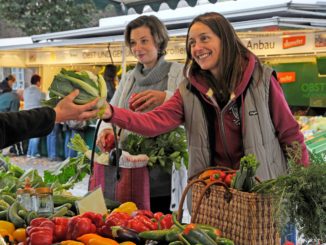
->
110;54;309;168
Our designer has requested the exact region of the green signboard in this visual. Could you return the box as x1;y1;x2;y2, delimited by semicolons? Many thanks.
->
270;62;326;108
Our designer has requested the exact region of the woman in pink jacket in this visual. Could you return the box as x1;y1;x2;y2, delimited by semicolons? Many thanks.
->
101;12;308;181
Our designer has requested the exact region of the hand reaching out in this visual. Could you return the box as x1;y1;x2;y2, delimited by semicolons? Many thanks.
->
54;90;99;122
129;90;166;112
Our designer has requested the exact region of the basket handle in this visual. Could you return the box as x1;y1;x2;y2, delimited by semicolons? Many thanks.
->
177;178;232;223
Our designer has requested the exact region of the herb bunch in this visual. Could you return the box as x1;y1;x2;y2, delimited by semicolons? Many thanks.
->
121;127;188;174
252;142;326;241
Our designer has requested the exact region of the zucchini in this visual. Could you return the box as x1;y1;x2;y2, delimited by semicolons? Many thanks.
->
48;206;69;219
0;210;8;220
8;201;26;228
2;195;15;205
0;200;10;209
54;203;72;212
53;195;81;206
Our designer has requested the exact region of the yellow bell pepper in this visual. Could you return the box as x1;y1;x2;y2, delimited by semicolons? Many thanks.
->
12;228;26;242
119;242;137;245
112;202;137;215
0;221;15;235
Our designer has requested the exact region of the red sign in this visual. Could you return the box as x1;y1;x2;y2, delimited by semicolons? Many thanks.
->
277;72;296;83
283;36;306;49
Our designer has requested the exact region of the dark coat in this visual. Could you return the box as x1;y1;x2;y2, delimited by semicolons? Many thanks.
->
0;107;55;149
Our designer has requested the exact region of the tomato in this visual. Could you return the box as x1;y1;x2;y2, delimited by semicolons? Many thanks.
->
224;173;236;187
104;133;115;152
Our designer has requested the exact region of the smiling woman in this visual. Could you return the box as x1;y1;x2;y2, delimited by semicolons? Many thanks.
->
91;15;185;214
102;11;308;181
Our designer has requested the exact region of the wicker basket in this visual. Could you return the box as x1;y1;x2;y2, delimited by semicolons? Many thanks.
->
178;167;280;245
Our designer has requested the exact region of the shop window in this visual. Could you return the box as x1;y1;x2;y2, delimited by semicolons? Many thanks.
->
11;67;25;90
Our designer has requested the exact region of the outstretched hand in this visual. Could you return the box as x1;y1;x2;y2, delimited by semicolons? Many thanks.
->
54;90;99;122
129;90;166;112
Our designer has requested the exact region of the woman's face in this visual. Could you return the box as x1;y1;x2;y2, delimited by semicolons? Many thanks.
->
130;26;159;69
188;22;221;79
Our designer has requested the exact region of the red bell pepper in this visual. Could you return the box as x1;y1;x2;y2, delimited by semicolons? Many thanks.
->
66;216;96;240
29;217;48;227
26;226;53;237
52;217;69;242
159;214;173;229
126;218;151;233
81;212;105;228
131;210;154;218
105;212;131;228
153;212;164;221
28;230;53;245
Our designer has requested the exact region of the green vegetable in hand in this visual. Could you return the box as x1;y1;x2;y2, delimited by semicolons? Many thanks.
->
43;68;107;117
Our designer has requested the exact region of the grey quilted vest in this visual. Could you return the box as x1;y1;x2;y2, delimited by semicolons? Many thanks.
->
179;65;288;180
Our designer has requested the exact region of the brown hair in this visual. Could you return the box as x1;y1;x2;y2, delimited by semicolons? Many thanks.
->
31;74;41;85
184;12;260;104
124;15;169;57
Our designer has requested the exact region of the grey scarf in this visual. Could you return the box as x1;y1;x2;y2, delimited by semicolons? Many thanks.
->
124;56;171;109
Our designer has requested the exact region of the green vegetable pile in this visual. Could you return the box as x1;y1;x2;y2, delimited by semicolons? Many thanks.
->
121;127;188;173
251;142;326;242
43;68;107;117
0;145;90;195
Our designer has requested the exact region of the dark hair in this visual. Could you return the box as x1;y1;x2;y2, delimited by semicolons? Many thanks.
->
184;12;260;104
124;15;169;57
0;74;16;93
31;74;41;85
104;64;117;82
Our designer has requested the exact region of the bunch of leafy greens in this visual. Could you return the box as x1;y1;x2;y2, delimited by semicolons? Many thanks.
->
121;127;188;174
43;154;90;193
0;134;91;195
252;142;326;242
0;154;45;195
43;134;91;193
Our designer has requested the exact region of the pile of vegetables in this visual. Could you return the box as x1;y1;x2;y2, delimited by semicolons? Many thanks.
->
251;143;326;242
43;69;107;117
121;127;188;173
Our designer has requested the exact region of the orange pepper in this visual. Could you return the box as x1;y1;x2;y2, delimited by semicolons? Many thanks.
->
119;242;137;245
76;233;105;244
61;240;84;245
199;170;220;183
12;228;26;242
0;229;14;242
88;237;119;245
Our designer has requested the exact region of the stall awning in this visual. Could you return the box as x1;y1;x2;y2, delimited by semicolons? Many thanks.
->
0;0;326;51
111;0;219;14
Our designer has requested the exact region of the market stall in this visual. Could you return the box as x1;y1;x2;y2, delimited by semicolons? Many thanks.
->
0;1;326;244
